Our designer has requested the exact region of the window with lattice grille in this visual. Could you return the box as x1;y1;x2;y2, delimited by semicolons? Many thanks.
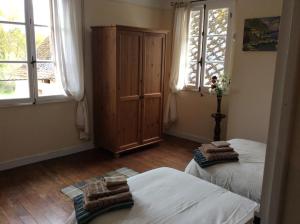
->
185;2;233;91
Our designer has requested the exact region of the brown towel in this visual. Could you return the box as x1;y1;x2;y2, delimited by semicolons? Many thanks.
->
84;191;133;211
202;144;234;153
84;180;130;200
200;147;239;161
211;141;231;148
104;176;127;187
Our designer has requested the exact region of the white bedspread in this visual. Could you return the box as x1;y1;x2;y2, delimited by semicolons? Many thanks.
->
185;139;266;204
67;167;258;224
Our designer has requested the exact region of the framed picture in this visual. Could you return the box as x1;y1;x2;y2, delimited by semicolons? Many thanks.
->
243;16;281;51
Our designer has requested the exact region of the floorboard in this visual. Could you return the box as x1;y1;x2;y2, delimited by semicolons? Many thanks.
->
0;136;197;223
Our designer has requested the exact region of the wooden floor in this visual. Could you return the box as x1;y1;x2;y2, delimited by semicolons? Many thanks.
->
0;136;198;224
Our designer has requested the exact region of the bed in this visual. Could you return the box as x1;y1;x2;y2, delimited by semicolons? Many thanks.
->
67;167;258;224
185;139;266;205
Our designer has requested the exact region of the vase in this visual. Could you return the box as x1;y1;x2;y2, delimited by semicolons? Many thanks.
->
217;95;222;113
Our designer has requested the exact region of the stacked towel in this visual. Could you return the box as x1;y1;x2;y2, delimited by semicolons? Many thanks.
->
84;191;133;211
84;180;130;200
104;176;127;187
202;144;234;153
194;141;239;168
84;176;133;211
74;176;133;224
194;149;239;168
211;141;231;148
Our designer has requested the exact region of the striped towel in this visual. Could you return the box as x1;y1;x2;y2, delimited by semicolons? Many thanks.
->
74;194;134;224
84;180;130;200
194;149;239;168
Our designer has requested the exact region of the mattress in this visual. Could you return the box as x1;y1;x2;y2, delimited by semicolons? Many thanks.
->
67;167;258;224
185;139;266;204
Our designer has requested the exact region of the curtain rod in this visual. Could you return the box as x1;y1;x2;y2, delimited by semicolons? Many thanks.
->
170;0;205;7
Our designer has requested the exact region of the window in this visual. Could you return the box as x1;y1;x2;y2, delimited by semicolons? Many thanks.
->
0;0;65;104
185;1;233;91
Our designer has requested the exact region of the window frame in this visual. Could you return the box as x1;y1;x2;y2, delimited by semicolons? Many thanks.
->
184;5;205;91
0;0;69;107
184;0;235;92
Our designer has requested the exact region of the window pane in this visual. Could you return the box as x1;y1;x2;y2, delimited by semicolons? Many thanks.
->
186;9;203;88
32;0;51;26
0;0;25;23
35;26;53;61
186;62;198;87
206;36;227;61
0;23;27;61
37;63;65;96
207;8;229;35
189;10;202;37
187;37;200;62
0;63;29;99
204;62;224;87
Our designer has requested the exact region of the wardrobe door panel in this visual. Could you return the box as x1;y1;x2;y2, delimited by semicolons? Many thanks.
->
119;32;141;97
143;96;162;142
142;33;165;143
118;100;140;149
117;31;142;149
143;35;164;94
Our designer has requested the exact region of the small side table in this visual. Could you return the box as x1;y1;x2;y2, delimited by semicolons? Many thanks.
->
211;113;226;141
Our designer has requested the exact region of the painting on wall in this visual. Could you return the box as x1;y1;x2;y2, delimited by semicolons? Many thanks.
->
243;16;281;51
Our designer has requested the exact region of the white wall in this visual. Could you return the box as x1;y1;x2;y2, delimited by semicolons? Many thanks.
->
0;101;83;164
167;92;229;142
226;0;283;143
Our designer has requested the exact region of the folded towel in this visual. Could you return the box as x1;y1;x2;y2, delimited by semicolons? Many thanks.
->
74;194;134;224
200;147;239;161
84;191;133;211
194;149;239;168
104;176;127;187
211;141;231;148
84;180;130;200
202;144;234;153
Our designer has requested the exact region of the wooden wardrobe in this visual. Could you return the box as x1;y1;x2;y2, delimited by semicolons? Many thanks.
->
91;25;167;156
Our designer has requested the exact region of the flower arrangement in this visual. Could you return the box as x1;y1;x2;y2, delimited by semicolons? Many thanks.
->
209;74;231;114
209;74;231;97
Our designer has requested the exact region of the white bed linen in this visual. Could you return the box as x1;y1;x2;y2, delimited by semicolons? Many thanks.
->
67;167;258;224
185;139;266;204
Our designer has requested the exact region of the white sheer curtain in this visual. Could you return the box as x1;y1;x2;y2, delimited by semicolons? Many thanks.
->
52;0;89;140
164;4;190;126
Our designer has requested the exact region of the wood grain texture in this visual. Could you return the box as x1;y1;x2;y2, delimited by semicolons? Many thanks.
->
142;33;165;144
92;26;167;155
91;25;168;35
143;34;164;94
0;136;197;224
118;100;140;149
92;27;117;150
118;31;142;149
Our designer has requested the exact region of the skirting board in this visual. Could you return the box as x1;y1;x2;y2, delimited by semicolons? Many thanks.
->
165;130;211;143
0;142;95;171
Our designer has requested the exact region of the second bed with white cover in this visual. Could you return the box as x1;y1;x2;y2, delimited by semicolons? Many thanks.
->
185;139;266;204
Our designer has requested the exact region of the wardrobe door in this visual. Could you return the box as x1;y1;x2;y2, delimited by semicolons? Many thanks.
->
141;33;165;144
117;31;142;150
